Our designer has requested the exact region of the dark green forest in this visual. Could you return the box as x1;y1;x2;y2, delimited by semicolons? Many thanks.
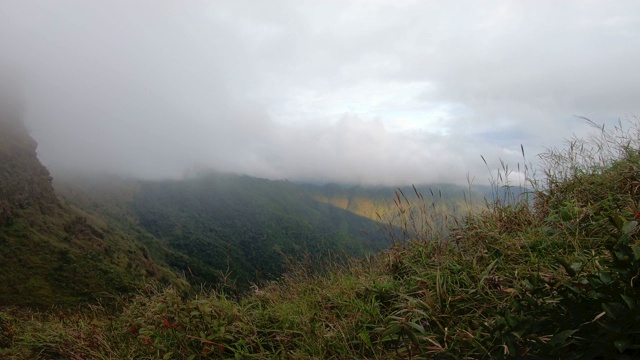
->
127;173;391;286
55;172;489;292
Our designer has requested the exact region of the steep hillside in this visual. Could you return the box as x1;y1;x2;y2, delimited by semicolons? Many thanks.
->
0;114;58;225
54;173;497;290
56;173;391;288
0;111;179;307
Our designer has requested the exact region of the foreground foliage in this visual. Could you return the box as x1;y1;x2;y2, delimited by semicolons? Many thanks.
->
3;120;640;359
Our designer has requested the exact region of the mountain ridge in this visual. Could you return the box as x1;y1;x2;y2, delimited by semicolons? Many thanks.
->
55;171;394;289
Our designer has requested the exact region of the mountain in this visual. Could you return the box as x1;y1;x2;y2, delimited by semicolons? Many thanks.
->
0;110;180;307
56;172;392;289
54;172;501;291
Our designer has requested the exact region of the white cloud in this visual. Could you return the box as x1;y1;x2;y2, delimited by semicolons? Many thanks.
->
0;0;638;185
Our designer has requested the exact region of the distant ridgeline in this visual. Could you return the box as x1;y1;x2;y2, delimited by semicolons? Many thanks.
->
0;98;180;307
55;171;496;292
56;172;393;289
302;182;491;222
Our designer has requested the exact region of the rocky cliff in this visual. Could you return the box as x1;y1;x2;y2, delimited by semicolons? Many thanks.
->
0;112;59;226
0;91;179;306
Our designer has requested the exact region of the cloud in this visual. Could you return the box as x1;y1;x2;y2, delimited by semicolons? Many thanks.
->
0;0;638;185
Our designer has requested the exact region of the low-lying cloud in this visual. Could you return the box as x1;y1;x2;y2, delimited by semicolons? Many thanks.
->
0;0;637;185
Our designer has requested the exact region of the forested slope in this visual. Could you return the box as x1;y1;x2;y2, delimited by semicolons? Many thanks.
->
54;172;391;289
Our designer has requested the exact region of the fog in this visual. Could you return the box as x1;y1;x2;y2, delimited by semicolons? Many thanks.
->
0;1;638;185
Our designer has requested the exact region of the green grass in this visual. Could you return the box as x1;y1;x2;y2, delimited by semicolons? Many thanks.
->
2;119;640;359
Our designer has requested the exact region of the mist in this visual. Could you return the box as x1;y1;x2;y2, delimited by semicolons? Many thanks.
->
0;1;638;186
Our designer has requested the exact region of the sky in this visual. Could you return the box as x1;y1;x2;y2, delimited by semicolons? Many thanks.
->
0;0;638;186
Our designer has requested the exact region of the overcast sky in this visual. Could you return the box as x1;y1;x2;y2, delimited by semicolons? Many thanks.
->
0;0;638;185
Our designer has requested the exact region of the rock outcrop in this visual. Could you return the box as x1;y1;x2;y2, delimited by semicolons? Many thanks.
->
0;110;59;226
0;86;180;306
